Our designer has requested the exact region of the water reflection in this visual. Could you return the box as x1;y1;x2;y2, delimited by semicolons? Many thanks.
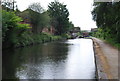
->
65;39;95;79
3;39;95;79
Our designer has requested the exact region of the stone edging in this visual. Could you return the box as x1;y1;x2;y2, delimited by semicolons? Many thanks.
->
92;38;108;80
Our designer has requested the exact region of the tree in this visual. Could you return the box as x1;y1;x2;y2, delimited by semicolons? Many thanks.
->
68;21;74;30
27;3;51;33
28;2;44;13
2;10;30;48
92;2;120;43
1;0;17;11
48;0;70;35
40;11;51;29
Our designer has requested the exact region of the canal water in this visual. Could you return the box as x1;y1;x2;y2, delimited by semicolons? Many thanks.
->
3;39;96;79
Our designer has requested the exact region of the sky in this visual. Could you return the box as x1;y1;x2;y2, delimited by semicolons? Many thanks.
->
15;0;97;30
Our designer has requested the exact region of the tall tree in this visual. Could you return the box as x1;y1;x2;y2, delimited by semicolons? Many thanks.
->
28;2;50;33
92;2;120;43
1;0;17;11
28;2;44;13
48;0;70;35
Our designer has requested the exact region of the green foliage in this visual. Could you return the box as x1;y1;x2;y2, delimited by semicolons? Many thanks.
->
2;2;73;49
68;21;74;30
2;10;21;39
27;9;42;33
27;3;51;34
38;12;51;30
14;32;63;47
61;34;71;39
92;2;120;45
48;1;71;35
2;10;30;48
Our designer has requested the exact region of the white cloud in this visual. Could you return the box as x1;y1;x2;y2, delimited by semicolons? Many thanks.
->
16;0;97;30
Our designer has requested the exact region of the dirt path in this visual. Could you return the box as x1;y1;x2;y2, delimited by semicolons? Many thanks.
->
92;37;118;79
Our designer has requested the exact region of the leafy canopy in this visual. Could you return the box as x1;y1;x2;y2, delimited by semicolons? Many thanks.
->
48;0;70;35
2;10;30;46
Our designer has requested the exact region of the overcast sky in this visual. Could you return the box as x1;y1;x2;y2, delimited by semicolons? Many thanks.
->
16;0;97;30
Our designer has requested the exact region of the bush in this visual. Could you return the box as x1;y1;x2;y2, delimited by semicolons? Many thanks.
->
2;10;63;49
2;10;31;48
13;32;63;48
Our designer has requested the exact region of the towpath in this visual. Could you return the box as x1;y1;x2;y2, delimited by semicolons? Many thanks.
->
92;37;119;79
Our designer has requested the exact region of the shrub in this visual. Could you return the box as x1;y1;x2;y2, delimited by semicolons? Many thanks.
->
2;10;30;48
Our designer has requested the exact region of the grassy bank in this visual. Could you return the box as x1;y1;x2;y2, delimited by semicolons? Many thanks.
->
104;38;120;50
93;37;120;50
3;32;63;49
91;28;120;49
15;32;63;48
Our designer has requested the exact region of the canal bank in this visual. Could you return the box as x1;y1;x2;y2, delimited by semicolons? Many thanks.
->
92;37;118;80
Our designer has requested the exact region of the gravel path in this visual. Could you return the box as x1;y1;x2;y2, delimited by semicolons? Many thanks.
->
92;37;118;79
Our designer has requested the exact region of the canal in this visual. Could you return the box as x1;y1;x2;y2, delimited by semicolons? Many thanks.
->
3;39;96;79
